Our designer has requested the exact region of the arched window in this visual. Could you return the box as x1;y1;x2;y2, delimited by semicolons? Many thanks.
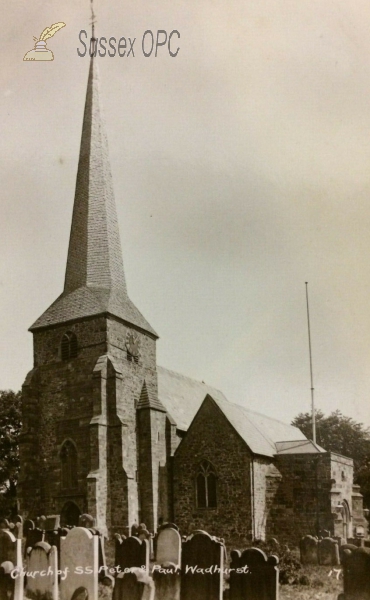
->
196;460;217;509
60;441;78;490
61;332;78;361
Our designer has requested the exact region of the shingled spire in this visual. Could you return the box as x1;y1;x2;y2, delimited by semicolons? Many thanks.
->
64;56;126;295
30;54;156;337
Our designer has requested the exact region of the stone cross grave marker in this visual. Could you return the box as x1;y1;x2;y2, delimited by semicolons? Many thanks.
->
300;535;318;564
156;527;181;566
181;530;224;600
60;527;99;600
26;541;58;600
229;547;279;600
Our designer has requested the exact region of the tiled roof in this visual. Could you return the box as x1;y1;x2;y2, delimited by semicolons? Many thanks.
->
30;286;157;335
137;381;167;412
157;366;308;457
157;367;228;431
275;440;326;454
211;396;307;457
30;57;156;337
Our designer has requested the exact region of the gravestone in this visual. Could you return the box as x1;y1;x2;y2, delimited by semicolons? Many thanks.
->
153;563;180;600
341;546;370;599
0;560;16;600
115;535;149;571
229;547;279;600
24;520;44;557
318;537;339;566
300;535;318;564
37;516;47;530
156;527;181;566
340;543;358;565
43;515;60;531
181;530;224;600
88;528;111;584
60;527;99;600
79;514;95;529
113;567;154;600
45;527;69;561
158;523;179;532
26;541;58;600
0;529;24;600
0;520;11;531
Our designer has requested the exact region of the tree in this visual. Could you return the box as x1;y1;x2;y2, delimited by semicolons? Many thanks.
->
0;390;22;517
292;409;370;506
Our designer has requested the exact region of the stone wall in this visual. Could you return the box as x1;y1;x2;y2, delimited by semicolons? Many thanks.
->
173;396;253;547
266;453;333;545
19;313;161;537
265;452;357;545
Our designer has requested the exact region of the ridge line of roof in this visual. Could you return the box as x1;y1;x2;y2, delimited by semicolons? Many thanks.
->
212;395;277;451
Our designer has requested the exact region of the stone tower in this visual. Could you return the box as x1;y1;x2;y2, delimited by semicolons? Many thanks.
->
18;55;167;535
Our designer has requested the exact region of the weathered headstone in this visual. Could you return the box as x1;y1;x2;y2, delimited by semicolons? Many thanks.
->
181;530;224;600
37;516;47;530
24;521;44;557
79;514;95;529
229;547;279;600
0;520;11;531
153;563;180;600
115;535;149;572
26;541;58;600
0;561;16;600
0;529;24;600
318;537;339;566
44;527;69;560
341;546;370;599
60;527;99;600
13;517;23;540
43;515;60;531
156;527;181;566
158;523;179;533
299;535;318;564
340;543;358;565
113;567;154;600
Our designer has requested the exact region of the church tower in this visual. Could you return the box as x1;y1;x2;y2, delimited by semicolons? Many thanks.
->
18;54;166;534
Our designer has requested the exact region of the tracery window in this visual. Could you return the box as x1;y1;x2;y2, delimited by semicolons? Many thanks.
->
60;440;78;490
61;331;78;361
196;460;217;509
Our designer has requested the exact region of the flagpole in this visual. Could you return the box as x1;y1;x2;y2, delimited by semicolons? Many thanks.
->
305;282;316;444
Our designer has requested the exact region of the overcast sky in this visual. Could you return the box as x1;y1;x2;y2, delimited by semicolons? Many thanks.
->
2;0;370;429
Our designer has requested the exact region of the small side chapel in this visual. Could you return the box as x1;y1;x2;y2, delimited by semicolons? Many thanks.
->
18;53;367;547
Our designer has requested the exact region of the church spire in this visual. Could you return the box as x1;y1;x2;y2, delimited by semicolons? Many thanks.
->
63;53;127;295
64;0;125;294
30;16;157;337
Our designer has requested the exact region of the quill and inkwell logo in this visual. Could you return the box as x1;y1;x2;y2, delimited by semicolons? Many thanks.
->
23;22;66;61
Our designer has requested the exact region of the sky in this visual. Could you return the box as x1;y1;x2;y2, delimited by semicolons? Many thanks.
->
2;0;370;429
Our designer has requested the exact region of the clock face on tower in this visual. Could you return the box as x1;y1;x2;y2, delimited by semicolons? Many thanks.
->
125;331;140;358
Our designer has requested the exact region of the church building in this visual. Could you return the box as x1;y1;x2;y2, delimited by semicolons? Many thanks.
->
18;54;367;546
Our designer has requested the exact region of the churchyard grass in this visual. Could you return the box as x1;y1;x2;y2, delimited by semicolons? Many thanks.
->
279;564;342;600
